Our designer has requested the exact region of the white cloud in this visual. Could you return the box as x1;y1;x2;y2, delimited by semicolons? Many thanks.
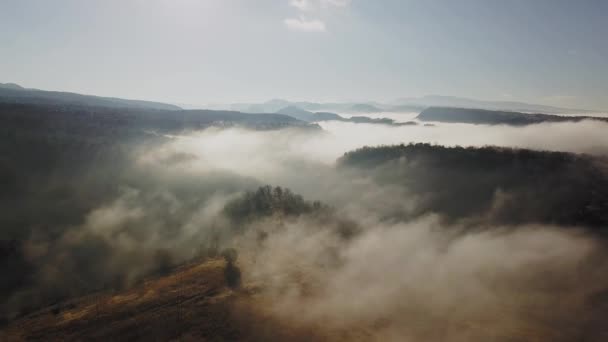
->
285;0;350;32
289;0;315;11
284;16;326;32
322;0;352;8
289;0;352;11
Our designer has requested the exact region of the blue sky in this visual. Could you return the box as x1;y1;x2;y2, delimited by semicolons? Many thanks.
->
1;0;607;110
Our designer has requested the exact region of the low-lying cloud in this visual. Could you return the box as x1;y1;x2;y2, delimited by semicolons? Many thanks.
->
5;116;608;340
241;215;606;341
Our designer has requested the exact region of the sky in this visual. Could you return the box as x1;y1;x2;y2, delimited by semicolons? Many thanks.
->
1;0;607;110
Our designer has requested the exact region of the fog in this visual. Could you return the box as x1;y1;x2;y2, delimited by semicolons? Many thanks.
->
151;119;608;176
242;216;605;341
141;119;608;205
133;119;608;339
5;118;608;340
318;119;608;157
336;111;420;122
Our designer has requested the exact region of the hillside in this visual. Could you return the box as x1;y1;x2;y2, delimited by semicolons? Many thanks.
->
340;143;608;228
276;106;416;126
3;132;608;341
276;105;318;121
0;258;343;341
0;99;316;223
217;96;599;116
0;103;316;140
4;249;608;341
417;107;608;126
397;95;596;114
0;84;181;111
0;83;25;91
230;100;388;114
0;101;319;321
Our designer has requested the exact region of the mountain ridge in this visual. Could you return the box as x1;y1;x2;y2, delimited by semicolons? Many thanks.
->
0;83;181;111
417;106;608;126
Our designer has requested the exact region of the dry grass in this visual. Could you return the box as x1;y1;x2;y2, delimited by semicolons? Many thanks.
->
4;257;607;341
0;258;332;341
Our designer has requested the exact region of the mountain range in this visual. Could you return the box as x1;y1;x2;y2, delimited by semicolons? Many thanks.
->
209;95;602;115
4;82;603;115
0;83;181;111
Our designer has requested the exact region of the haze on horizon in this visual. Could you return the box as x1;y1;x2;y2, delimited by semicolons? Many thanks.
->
5;2;608;340
1;0;607;111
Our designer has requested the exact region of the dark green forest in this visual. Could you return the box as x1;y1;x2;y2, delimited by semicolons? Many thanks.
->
340;143;608;228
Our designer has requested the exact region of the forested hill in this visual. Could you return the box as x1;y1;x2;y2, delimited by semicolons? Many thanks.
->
0;102;317;140
0;84;181;111
417;106;608;125
0;102;319;321
0;102;316;249
339;143;608;228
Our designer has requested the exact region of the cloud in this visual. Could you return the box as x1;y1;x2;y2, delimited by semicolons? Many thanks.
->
289;0;351;11
285;0;350;32
7;113;608;331
289;0;315;11
322;0;352;8
284;16;326;32
244;216;603;340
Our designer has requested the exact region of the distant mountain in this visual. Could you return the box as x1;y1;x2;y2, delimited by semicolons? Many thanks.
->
202;95;606;116
396;95;596;114
276;105;317;122
222;95;600;116
417;107;608;126
227;99;388;114
227;99;295;113
348;116;418;126
0;82;25;90
348;103;384;113
0;103;317;138
276;106;417;126
312;111;343;121
0;83;181;110
386;104;426;112
11;84;593;117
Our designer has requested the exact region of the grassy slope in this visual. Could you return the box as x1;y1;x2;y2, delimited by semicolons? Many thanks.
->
0;259;346;342
3;256;608;341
